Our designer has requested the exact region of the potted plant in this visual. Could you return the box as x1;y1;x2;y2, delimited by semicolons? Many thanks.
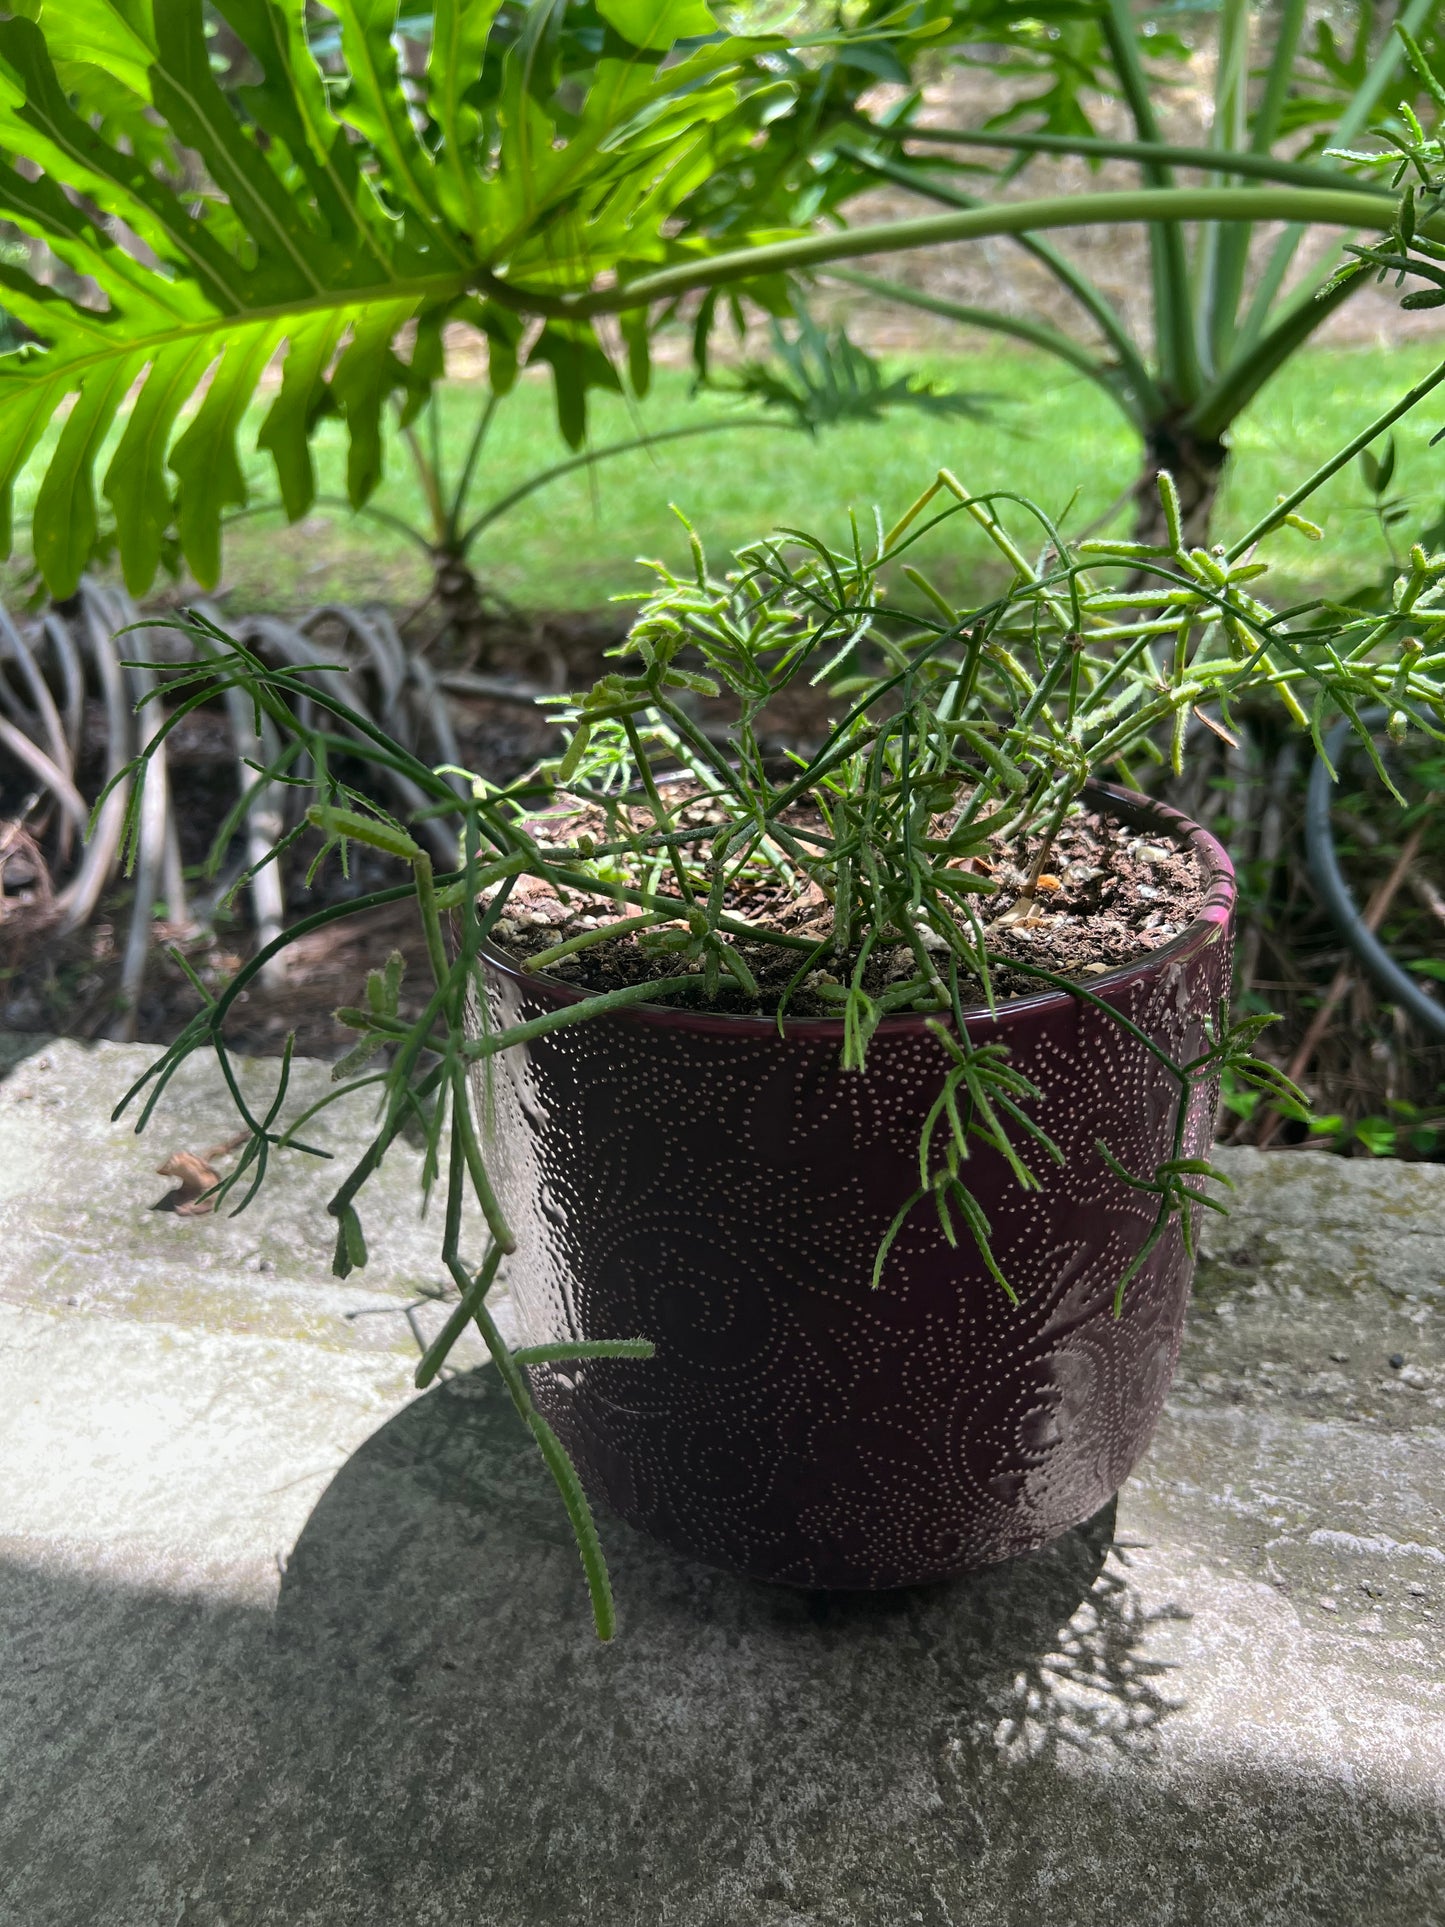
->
115;458;1442;1637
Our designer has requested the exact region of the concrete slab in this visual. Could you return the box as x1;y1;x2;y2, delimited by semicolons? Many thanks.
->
0;1037;1442;1926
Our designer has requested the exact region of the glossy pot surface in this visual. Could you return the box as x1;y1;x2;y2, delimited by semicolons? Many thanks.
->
474;787;1234;1588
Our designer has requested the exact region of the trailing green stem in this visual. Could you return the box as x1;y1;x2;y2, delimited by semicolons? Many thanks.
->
1225;352;1445;558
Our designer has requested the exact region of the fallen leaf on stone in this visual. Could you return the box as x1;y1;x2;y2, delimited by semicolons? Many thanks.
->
151;1133;247;1216
153;1151;222;1216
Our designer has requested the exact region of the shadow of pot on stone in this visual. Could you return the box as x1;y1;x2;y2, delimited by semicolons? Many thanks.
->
9;1370;1437;1927
263;1368;1177;1923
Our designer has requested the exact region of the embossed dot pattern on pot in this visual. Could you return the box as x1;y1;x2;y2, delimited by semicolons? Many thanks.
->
472;788;1235;1589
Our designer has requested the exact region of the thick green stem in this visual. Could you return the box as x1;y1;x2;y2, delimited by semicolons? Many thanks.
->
1186;267;1361;442
571;189;1399;317
828;144;1159;415
1249;0;1308;156
1198;0;1253;372
1100;0;1198;403
414;1242;503;1388
414;850;450;990
876;123;1387;197
460;974;706;1063
451;1059;516;1253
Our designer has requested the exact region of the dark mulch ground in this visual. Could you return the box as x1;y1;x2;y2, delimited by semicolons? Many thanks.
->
0;613;573;1056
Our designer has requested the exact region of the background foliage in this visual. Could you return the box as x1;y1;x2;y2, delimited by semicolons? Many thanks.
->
0;0;1411;602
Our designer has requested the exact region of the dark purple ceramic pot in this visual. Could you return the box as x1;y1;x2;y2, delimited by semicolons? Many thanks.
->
475;785;1234;1589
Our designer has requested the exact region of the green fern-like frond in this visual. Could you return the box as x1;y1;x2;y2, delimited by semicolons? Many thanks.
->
718;307;998;432
0;0;780;595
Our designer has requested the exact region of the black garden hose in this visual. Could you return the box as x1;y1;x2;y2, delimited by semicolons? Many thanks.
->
1304;707;1445;1043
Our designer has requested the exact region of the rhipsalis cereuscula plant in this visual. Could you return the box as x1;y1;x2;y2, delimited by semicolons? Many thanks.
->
106;459;1444;1637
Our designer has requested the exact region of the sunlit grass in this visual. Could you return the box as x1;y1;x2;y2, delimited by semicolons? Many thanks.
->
11;340;1443;617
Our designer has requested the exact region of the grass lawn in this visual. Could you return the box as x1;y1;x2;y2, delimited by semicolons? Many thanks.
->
13;341;1444;619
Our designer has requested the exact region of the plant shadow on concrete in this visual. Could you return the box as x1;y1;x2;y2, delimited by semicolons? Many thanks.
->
4;1370;1443;1927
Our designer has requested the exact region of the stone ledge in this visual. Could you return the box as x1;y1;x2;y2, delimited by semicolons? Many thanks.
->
0;1037;1441;1926
0;1031;502;1367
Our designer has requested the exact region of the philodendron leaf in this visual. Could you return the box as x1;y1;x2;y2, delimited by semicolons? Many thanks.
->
428;0;505;228
149;0;342;299
103;340;216;595
596;0;717;52
474;299;523;396
0;0;814;591
33;354;143;599
16;0;158;99
527;323;623;449
331;0;459;243
398;303;449;428
331;300;419;507
257;312;349;523
621;304;652;397
215;0;375;242
0;366;64;560
170;325;283;589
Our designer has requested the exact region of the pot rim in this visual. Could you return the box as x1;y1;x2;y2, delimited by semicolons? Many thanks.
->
479;781;1235;1039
